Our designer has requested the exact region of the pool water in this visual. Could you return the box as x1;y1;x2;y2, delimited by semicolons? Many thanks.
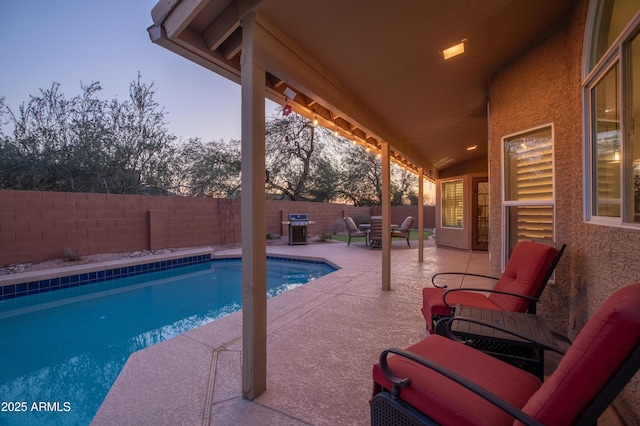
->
0;257;335;426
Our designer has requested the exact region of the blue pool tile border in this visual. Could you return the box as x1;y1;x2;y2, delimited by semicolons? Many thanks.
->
0;254;212;301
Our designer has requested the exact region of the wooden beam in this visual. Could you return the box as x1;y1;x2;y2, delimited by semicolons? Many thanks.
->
203;2;240;52
221;28;243;60
162;0;208;40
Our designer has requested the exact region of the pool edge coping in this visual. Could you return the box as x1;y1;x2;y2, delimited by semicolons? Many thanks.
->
0;247;216;287
213;252;341;271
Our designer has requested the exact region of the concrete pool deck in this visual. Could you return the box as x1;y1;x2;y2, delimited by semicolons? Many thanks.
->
91;237;499;425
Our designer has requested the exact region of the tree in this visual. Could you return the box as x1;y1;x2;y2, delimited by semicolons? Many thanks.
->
106;74;177;194
176;138;241;197
265;111;334;201
333;140;421;206
336;142;382;206
391;167;419;206
0;75;177;194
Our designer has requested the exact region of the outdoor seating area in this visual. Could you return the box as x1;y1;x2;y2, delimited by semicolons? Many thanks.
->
344;215;416;249
421;239;566;334
371;283;640;425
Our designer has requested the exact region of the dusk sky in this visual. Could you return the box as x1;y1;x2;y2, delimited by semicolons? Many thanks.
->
0;0;278;143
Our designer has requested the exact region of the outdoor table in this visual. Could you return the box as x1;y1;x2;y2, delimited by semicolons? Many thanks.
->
447;305;563;380
362;221;399;248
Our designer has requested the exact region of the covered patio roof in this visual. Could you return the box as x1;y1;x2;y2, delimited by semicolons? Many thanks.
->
149;0;573;176
147;0;576;402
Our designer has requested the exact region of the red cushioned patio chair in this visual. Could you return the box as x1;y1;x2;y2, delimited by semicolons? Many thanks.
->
421;239;565;334
372;283;640;426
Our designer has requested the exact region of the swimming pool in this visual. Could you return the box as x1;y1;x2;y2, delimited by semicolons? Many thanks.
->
0;256;336;426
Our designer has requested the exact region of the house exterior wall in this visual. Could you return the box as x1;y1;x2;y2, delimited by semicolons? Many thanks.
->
0;190;435;266
488;0;640;420
434;173;487;251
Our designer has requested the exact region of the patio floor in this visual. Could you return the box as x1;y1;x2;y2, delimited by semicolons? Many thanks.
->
92;236;497;425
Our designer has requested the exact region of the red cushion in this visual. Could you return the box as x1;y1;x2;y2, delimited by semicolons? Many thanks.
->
372;335;541;426
421;288;500;333
522;283;640;424
421;241;558;332
489;241;557;312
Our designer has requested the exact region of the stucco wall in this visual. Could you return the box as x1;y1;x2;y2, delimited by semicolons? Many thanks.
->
488;0;640;420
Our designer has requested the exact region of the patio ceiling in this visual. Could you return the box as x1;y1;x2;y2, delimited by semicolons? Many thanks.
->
149;0;573;177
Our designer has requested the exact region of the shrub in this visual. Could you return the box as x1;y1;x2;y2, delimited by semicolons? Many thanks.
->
63;245;85;262
329;219;346;234
317;231;333;242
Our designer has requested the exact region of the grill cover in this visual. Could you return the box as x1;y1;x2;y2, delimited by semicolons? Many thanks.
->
288;214;308;245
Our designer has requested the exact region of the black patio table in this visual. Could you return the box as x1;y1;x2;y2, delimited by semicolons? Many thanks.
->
446;305;564;380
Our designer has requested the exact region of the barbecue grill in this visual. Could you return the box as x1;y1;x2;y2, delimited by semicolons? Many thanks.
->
288;213;309;245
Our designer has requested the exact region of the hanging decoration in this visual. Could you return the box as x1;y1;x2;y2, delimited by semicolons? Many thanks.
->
282;86;295;118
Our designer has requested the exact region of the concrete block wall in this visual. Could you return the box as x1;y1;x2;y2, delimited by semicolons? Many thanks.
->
0;190;435;266
0;191;150;266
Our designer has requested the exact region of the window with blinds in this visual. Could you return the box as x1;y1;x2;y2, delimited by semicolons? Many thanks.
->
502;125;554;256
442;180;463;228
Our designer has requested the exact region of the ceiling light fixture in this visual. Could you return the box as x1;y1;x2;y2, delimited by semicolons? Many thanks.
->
442;40;466;60
466;145;478;151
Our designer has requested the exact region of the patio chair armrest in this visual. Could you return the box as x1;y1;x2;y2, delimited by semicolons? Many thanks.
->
442;288;539;309
431;272;499;288
379;348;543;426
443;318;565;355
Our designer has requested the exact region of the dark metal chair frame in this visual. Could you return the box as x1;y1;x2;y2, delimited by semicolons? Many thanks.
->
372;338;640;426
430;239;566;335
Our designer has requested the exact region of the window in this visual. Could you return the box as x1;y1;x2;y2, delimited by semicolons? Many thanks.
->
584;0;640;226
441;180;463;228
502;125;554;259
